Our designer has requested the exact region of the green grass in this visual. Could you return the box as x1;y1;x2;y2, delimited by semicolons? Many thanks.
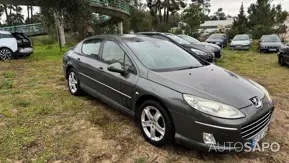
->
0;39;288;162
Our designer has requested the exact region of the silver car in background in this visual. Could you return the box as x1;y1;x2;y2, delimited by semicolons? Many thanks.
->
230;34;252;50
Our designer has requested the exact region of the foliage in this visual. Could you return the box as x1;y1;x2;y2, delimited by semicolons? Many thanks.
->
247;0;288;39
181;4;204;35
212;8;226;20
227;3;248;39
129;5;153;32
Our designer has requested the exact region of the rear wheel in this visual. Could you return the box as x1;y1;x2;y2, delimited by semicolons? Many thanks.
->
138;100;174;146
67;69;82;95
0;48;13;61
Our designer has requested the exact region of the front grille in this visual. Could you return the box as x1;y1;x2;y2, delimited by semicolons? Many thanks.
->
241;109;273;140
264;46;279;49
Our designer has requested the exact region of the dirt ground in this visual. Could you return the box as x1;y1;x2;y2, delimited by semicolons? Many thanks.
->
0;45;289;163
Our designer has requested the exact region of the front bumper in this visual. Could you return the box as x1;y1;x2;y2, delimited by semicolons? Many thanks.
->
171;97;274;152
199;53;215;63
213;50;222;58
230;45;250;50
259;46;280;52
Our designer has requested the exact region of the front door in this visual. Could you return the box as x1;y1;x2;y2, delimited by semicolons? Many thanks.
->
98;40;138;110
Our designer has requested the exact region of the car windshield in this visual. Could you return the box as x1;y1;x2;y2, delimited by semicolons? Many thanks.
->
233;35;249;41
165;34;191;45
178;35;200;43
262;35;281;42
209;34;223;39
125;40;203;71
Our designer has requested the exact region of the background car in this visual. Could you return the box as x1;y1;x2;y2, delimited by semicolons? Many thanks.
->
230;34;252;50
0;30;17;60
258;34;283;53
278;42;289;66
178;34;222;58
12;32;34;58
0;30;33;60
138;32;215;63
205;33;228;48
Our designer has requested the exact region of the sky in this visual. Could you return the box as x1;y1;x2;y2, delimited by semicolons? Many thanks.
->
1;0;289;23
210;0;289;16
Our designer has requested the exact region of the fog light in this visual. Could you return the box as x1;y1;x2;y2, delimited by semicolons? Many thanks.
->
203;132;216;145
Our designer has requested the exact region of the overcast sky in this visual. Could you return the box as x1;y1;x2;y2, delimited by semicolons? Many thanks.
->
210;0;289;16
1;0;289;23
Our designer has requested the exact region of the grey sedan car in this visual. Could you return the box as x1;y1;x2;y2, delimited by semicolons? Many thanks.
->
63;35;274;152
258;34;283;53
230;34;252;50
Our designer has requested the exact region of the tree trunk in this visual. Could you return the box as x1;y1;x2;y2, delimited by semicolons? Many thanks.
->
3;5;10;25
30;6;33;24
27;6;30;24
166;10;169;23
158;8;162;23
54;10;66;48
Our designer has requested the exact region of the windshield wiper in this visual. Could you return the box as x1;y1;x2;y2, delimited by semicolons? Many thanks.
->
177;66;202;70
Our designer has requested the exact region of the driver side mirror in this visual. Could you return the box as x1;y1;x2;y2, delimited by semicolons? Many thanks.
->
107;62;128;76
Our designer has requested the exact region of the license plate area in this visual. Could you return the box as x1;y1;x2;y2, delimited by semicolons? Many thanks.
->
253;127;268;143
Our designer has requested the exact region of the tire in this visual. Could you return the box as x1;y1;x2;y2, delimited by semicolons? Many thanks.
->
0;48;13;61
279;56;285;66
67;68;82;96
138;100;174;146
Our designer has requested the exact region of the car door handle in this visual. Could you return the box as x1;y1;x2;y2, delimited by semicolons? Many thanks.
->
99;67;104;72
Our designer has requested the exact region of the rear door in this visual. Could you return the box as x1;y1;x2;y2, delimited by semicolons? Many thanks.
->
74;38;105;92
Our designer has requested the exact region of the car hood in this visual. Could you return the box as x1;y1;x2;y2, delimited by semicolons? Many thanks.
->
231;40;250;45
197;42;221;51
148;65;264;109
205;39;223;42
181;43;212;53
260;42;283;46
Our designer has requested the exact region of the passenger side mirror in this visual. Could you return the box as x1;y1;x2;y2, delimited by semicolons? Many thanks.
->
107;62;128;76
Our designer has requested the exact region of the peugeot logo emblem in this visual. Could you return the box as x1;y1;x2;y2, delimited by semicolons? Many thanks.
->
249;97;262;108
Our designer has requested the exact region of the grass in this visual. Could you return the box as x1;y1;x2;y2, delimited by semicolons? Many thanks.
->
0;38;289;162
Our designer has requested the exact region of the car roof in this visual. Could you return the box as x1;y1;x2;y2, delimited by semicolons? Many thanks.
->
0;30;11;34
86;34;162;42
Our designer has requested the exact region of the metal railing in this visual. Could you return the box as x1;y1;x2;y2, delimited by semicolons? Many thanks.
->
0;0;130;36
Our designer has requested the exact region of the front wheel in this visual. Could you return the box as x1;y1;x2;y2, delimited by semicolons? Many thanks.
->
279;56;285;66
0;48;13;61
138;100;174;146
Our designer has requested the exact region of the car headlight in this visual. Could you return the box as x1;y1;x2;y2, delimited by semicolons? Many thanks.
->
183;94;245;119
191;49;206;55
249;80;273;103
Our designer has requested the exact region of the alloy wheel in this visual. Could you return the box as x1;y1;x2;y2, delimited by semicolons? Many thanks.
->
0;48;12;61
68;71;78;94
141;106;166;142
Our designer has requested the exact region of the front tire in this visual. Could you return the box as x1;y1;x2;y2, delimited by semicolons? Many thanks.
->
138;100;174;146
0;48;13;61
67;69;82;96
279;56;285;66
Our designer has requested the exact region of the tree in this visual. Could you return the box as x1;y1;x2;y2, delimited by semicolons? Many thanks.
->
181;4;204;35
247;0;288;39
232;3;248;34
0;5;4;25
130;5;153;32
191;0;211;14
213;8;226;20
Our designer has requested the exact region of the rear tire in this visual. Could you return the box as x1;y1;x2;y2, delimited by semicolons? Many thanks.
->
67;68;82;96
138;100;174;146
0;48;13;61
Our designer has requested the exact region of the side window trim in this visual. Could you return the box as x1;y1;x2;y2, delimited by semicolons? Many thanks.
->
81;38;103;60
100;39;138;75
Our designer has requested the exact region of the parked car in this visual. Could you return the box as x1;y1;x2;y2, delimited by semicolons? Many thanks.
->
205;33;228;48
0;30;33;60
258;34;283;53
138;32;215;63
230;34;252;50
178;34;222;58
63;35;274;152
278;42;289;66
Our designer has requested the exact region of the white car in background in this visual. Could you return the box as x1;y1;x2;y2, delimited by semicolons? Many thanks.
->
0;30;33;61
